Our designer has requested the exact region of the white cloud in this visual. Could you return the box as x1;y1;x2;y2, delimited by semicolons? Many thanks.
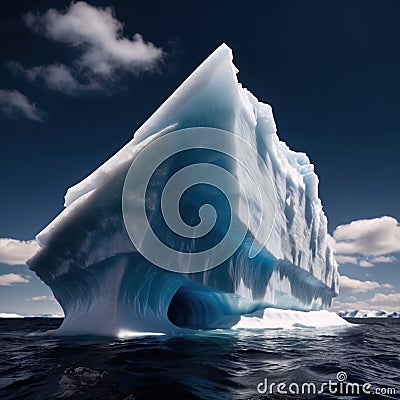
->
26;295;56;302
26;64;93;94
339;275;392;294
0;273;29;286
370;293;400;304
359;260;374;268
24;2;163;80
333;216;400;257
331;216;400;267
9;61;100;94
0;238;39;265
333;276;399;312
0;89;43;121
371;256;397;263
335;255;358;265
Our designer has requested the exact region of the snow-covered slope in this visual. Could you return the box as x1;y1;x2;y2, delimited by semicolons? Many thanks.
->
0;313;63;318
339;310;399;318
28;44;340;336
0;313;25;318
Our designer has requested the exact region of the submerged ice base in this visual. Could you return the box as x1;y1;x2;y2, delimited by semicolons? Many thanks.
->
28;44;341;336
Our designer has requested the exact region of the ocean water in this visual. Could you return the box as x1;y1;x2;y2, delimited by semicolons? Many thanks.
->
0;318;399;399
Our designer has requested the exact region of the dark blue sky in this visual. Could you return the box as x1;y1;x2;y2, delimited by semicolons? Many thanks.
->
0;0;399;314
1;0;399;241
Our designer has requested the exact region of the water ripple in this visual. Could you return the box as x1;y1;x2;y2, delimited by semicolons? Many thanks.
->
0;318;399;399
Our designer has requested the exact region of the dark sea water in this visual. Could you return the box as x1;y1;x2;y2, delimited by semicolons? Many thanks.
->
0;318;399;400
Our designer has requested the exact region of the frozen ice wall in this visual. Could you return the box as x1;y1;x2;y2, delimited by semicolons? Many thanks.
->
28;44;340;336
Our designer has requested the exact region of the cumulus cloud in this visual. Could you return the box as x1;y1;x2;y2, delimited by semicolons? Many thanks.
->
26;295;56;302
371;256;397;263
25;64;92;94
339;275;392;294
0;89;43;121
334;275;399;312
333;216;400;256
359;260;374;268
370;293;400;305
19;1;163;94
9;61;100;94
0;273;29;286
331;216;400;266
0;238;39;265
334;255;358;265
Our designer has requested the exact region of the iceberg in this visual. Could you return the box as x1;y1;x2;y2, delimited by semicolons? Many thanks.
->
0;313;64;318
0;313;25;318
338;310;399;318
28;44;341;336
